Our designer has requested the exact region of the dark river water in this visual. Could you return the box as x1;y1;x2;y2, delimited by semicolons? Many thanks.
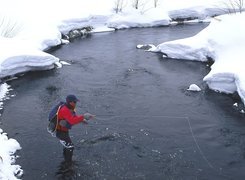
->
1;24;245;180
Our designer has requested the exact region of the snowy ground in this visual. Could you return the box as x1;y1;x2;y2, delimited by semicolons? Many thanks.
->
0;0;244;179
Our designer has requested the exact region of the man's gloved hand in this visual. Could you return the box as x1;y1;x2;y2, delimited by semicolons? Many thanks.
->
84;113;95;120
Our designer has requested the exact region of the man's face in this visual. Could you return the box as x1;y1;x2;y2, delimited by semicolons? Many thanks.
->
69;101;76;109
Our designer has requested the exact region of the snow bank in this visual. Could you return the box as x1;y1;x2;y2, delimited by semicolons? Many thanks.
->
150;32;213;61
152;13;245;104
0;4;60;79
0;83;22;179
0;83;11;109
166;0;228;21
204;14;245;104
0;0;230;79
107;7;170;29
0;37;59;78
0;129;23;180
0;0;115;79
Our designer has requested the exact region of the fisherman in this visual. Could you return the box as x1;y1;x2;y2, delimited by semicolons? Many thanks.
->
55;94;94;163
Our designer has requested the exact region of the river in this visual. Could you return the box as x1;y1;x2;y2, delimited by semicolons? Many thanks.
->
1;23;245;180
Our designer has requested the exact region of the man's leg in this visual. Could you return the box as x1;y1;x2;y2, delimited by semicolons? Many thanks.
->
56;131;74;163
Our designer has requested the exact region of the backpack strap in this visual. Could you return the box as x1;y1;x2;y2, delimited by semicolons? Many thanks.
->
54;105;63;132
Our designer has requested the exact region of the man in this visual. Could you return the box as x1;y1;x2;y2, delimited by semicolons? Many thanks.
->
56;94;94;163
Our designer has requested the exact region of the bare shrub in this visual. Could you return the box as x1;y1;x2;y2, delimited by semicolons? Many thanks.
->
154;0;159;8
132;0;161;9
132;0;141;9
131;0;153;14
114;0;126;13
223;0;244;14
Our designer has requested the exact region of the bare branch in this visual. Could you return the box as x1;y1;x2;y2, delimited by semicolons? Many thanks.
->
154;0;159;8
114;0;127;13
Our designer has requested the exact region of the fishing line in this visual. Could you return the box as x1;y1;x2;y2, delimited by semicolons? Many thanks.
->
95;115;189;121
93;114;217;171
185;116;214;169
186;117;228;178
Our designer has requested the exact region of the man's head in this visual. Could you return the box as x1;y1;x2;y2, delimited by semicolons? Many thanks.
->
66;94;79;108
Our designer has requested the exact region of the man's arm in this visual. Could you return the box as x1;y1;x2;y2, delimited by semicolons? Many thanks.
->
60;107;84;125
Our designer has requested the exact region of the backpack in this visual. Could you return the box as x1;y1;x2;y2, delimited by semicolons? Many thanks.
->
47;102;65;137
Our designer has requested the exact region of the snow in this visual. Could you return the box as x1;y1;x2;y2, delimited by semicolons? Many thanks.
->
0;83;11;110
107;7;170;29
0;130;22;180
0;84;22;179
0;0;244;178
152;13;245;104
187;84;202;92
0;37;59;78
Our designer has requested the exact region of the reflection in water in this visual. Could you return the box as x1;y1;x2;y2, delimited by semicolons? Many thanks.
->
56;161;78;180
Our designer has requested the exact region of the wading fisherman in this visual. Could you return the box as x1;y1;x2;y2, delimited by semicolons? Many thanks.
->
55;94;94;163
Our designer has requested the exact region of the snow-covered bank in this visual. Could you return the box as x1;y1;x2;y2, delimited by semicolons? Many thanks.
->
0;129;22;180
107;0;230;29
0;0;230;79
0;38;59;78
0;83;12;109
150;13;245;104
203;14;245;104
0;83;22;179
